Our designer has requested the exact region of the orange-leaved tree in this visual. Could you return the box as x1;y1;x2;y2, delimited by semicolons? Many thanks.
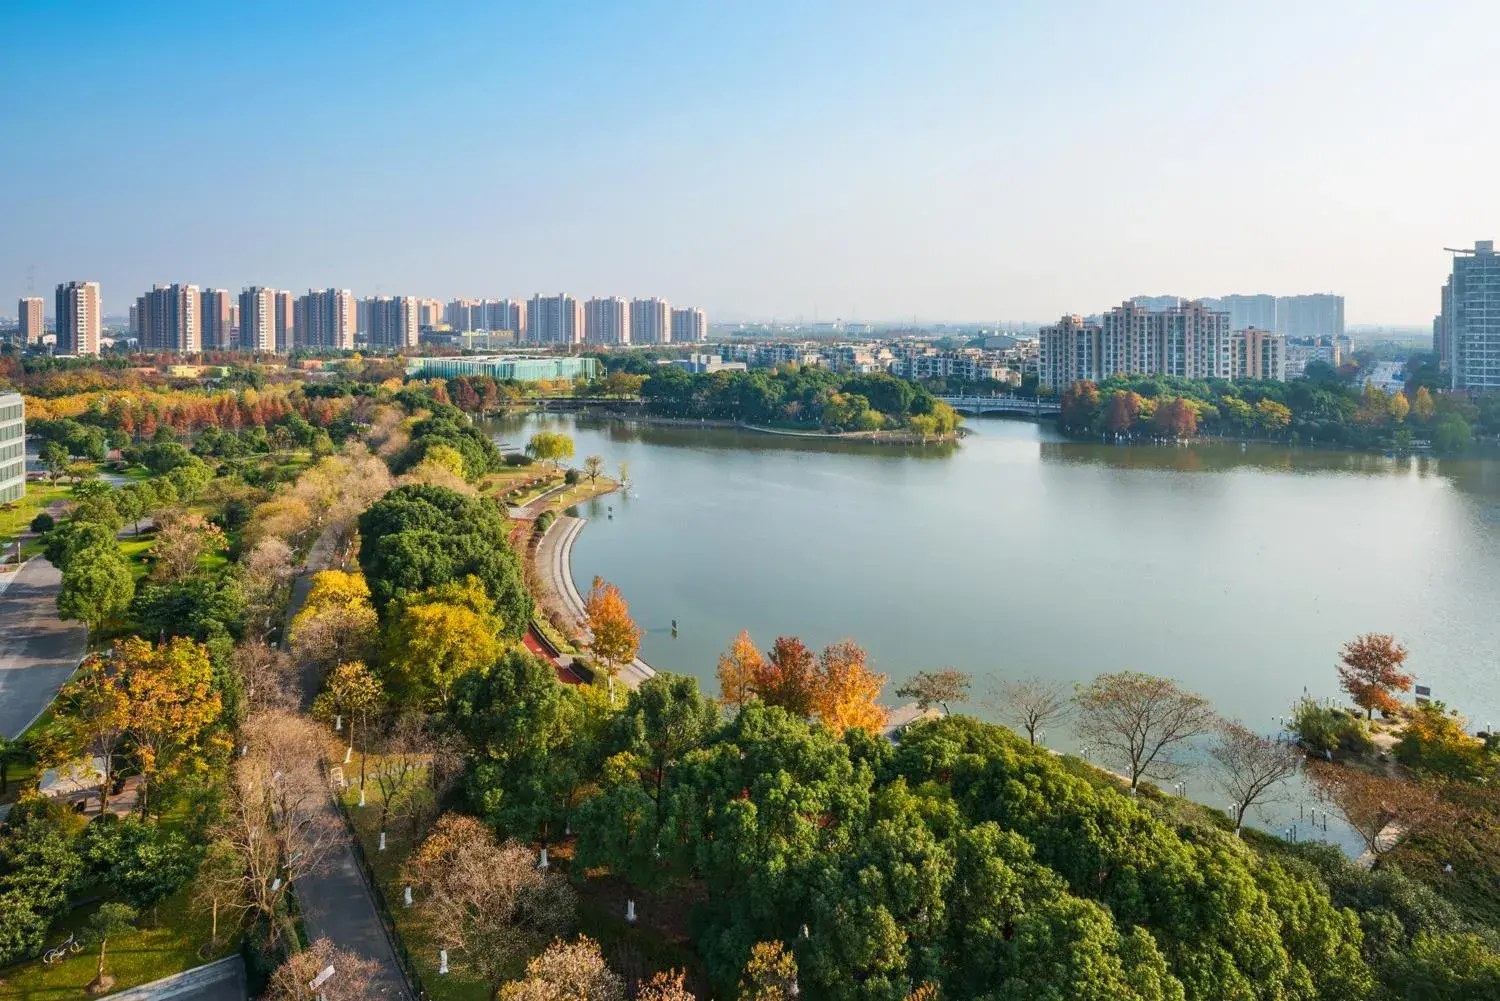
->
812;640;888;736
1337;633;1414;720
585;576;642;701
717;630;765;710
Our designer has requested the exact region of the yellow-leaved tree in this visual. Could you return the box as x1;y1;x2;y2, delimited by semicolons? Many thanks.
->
812;640;888;736
382;575;504;707
716;630;764;710
584;576;642;702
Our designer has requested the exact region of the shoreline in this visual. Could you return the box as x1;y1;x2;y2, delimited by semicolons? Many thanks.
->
527;406;960;444
534;512;657;690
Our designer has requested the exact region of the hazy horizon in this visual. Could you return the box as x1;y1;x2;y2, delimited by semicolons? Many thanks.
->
5;2;1497;326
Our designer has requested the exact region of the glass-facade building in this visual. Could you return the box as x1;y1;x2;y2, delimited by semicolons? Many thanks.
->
0;393;25;505
406;355;601;383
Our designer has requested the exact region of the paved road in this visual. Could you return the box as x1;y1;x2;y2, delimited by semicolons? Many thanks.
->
0;558;88;739
280;523;411;1000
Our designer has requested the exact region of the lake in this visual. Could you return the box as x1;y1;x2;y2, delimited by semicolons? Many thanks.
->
490;413;1500;843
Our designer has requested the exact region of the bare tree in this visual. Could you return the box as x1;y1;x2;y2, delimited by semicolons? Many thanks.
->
500;936;624;1001
232;640;299;715
896;669;972;715
210;710;345;946
1308;762;1444;859
371;712;435;841
987;676;1073;745
1074;671;1217;790
406;814;576;1001
265;937;381;1001
1209;721;1304;831
241;538;295;637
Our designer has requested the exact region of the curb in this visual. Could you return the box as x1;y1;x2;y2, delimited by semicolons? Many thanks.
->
104;955;245;1000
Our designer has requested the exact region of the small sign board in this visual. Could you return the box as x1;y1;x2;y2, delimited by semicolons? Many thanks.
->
310;965;335;989
1415;685;1431;697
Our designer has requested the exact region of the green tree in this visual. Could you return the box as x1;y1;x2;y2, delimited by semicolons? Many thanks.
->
526;431;575;466
895;669;971;715
57;544;136;639
82;902;138;992
382;576;504;707
41;439;69;483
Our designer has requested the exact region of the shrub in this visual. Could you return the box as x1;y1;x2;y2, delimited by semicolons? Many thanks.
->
1292;697;1375;756
504;452;533;467
30;512;55;533
536;510;556;533
564;468;582;485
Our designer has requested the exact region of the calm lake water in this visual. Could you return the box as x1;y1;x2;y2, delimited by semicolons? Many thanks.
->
490;413;1500;843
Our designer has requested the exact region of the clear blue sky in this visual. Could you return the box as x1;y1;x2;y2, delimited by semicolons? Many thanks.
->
4;1;1496;324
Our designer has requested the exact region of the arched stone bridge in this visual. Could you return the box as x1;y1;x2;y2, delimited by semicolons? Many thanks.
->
939;395;1059;416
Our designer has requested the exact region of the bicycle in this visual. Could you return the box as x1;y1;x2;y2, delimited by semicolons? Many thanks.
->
42;933;81;965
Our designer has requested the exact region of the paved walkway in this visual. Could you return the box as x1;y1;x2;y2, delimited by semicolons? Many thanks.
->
535;515;656;690
0;558;88;739
281;523;411;1000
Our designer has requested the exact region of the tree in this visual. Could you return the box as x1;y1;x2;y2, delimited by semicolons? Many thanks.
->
526;431;575;467
1433;416;1471;454
190;838;243;950
82;902;137;993
149;509;227;583
41;439;69;483
585;576;642;700
1389;390;1411;424
717;630;764;710
618;460;630;486
988;676;1072;745
636;969;696;1001
57;544;135;640
500;936;624;1001
316;660;385;785
1074;672;1217;790
1411;386;1437;424
406;814;576;1001
265;937;383;1001
1393;702;1493;782
584;454;604;484
812;640;888;736
382;575;505;707
1337;633;1414;720
117;635;227;814
1309;762;1443;858
1151;397;1198;439
1255;398;1292;434
740;941;800;1001
1208;721;1303;830
114;484;147;535
895;669;972;715
211;710;345;947
289;570;379;686
754;636;820;718
1385;932;1500;1001
43;649;132;812
241;538;295;637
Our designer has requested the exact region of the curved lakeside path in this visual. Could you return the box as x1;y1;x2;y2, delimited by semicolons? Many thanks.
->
536;513;656;690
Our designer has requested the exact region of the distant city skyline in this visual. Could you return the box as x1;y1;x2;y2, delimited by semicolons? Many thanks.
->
4;4;1497;325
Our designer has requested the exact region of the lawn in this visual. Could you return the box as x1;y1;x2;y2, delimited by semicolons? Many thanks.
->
0;886;234;999
0;484;75;558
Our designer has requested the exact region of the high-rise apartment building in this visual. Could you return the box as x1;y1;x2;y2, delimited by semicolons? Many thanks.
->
1100;301;1159;377
1276;294;1344;338
487;299;525;336
445;298;480;329
135;283;201;352
1445;240;1500;391
527;294;583;345
1038;315;1102;392
1230;328;1287;381
0;392;23;505
295;289;356;350
239;286;277;352
1201;294;1277;332
1159;300;1231;380
671;307;708;344
200;289;234;350
419;299;442;328
629;297;671;345
18;297;44;344
273;291;295;352
368;296;420;349
55;281;101;355
584;297;630;345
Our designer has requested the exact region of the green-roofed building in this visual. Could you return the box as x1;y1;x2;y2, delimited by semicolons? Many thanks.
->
406;354;601;382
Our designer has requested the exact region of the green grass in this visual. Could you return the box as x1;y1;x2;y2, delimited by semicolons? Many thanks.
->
0;484;74;552
0;887;235;999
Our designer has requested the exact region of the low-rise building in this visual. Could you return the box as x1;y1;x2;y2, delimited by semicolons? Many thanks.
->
670;354;748;374
1284;337;1342;379
0;392;24;505
406;354;602;382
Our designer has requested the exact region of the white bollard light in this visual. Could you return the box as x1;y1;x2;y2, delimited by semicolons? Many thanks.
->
439;949;449;974
404;886;413;908
271;877;282;892
379;831;386;851
343;746;352;765
334;715;342;732
538;847;549;869
358;787;366;807
626;899;637;923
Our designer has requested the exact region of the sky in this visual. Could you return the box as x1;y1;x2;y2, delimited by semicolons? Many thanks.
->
4;1;1498;326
